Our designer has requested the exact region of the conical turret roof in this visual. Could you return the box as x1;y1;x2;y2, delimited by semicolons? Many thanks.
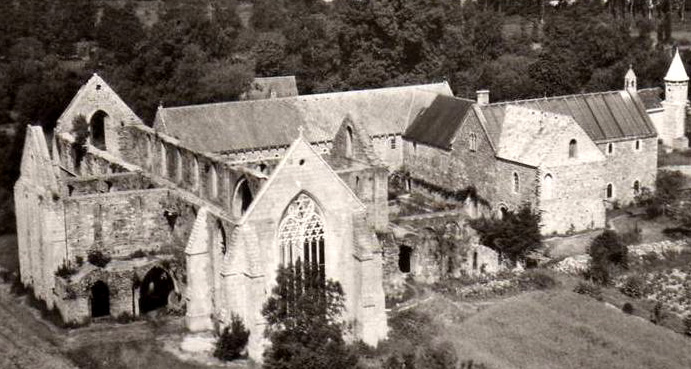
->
665;49;689;82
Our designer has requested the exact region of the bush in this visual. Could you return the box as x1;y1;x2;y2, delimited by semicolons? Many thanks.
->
87;250;111;268
55;262;78;278
651;301;666;325
518;270;557;290
214;314;250;361
469;204;542;262
574;281;603;301
622;302;635;314
620;275;647;298
588;230;627;285
129;249;147;259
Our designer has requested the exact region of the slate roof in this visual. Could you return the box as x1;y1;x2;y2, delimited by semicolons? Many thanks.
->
637;87;664;110
402;95;475;150
154;82;452;153
240;76;299;100
478;90;657;146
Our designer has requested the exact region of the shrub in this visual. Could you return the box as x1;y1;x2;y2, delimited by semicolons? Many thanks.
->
651;301;666;325
55;262;78;278
620;223;642;246
622;302;634;314
684;315;691;336
469;204;542;262
574;281;603;301
588;230;627;285
72;115;89;168
87;250;111;268
621;275;647;298
129;249;147;259
214;315;250;361
518;270;557;290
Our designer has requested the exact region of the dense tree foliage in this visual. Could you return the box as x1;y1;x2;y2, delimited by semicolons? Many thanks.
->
262;261;358;369
588;230;628;285
469;205;542;262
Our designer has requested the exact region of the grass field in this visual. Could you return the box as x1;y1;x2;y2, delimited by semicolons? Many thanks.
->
436;290;691;369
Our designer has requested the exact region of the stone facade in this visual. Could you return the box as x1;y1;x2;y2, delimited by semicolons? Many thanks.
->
15;75;388;361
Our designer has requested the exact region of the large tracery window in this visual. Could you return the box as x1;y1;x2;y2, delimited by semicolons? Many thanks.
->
278;194;325;275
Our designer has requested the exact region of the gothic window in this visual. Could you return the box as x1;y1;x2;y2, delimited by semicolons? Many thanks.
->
277;194;325;274
175;149;182;184
513;172;520;193
469;133;477;152
345;126;353;158
633;180;641;196
389;136;396;149
607;143;614;155
606;183;613;199
232;178;253;217
543;174;554;199
569;139;577;158
192;156;200;192
218;223;227;255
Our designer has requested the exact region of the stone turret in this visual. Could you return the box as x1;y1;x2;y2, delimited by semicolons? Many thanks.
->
624;65;637;93
661;49;689;148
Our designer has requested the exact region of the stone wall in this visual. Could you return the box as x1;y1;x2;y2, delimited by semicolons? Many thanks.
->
597;137;657;207
402;112;497;203
494;159;538;213
63;189;176;259
372;134;403;169
65;173;156;196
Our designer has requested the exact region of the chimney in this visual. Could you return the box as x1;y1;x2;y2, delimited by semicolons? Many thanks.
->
476;90;489;105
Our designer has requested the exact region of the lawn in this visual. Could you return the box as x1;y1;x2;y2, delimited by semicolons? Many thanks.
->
443;290;691;369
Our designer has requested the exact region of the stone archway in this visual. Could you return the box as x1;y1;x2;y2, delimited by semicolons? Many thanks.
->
90;280;110;318
139;266;174;314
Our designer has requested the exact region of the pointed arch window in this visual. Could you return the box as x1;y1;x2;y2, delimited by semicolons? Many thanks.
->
277;194;325;274
633;180;641;196
160;142;168;177
569;139;577;158
606;183;614;199
345;126;354;158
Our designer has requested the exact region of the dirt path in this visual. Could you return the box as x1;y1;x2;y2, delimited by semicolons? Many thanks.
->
0;287;77;369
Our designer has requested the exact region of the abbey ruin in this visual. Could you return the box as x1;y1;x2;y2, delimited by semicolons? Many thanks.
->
14;48;689;360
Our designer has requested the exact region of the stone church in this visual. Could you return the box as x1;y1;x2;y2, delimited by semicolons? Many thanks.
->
13;49;687;358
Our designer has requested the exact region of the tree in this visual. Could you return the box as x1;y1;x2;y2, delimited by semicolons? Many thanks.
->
214;314;250;361
262;261;358;369
468;204;542;263
588;230;627;285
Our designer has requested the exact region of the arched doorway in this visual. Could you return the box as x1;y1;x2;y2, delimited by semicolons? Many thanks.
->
90;111;108;150
90;280;110;318
139;267;174;314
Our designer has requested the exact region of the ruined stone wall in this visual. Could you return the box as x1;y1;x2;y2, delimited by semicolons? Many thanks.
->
494;159;538;213
597;137;657;206
63;189;177;259
55;75;143;158
55;133;137;177
337;167;389;231
402;112;497;202
65;173;156;196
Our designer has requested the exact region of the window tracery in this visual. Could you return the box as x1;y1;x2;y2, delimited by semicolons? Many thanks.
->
278;194;325;271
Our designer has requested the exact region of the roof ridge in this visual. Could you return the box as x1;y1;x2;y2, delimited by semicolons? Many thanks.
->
161;82;452;112
487;90;625;107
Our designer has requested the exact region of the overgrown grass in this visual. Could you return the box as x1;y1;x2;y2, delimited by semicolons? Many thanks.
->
447;291;691;369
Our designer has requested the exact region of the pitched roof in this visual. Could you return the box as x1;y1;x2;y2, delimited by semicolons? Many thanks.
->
240;76;299;100
478;90;657;146
154;82;452;153
403;95;475;150
637;87;664;110
665;49;689;82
